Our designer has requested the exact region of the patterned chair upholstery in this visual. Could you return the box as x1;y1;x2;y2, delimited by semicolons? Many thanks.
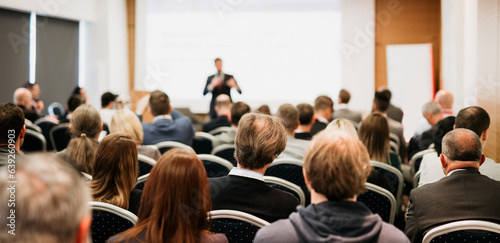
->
357;182;396;224
35;117;59;151
265;158;309;205
89;202;138;243
138;154;156;177
264;176;305;206
211;144;237;167
423;220;500;243
370;160;403;206
50;123;72;152
198;154;233;178
209;210;270;243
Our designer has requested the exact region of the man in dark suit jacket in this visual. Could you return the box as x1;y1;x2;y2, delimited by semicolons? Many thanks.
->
202;94;231;133
405;129;500;243
333;89;362;124
208;113;299;223
141;90;195;146
378;88;404;123
310;95;333;136
203;58;241;120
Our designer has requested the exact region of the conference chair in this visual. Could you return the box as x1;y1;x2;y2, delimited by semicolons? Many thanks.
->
207;126;232;136
209;210;270;243
134;173;149;190
89;202;138;243
81;172;92;181
192;132;215;154
264;176;306;207
138;154;156;177
50;123;72;152
154;141;193;154
413;170;421;189
25;121;42;133
358;182;397;224
35;117;59;151
410;148;436;174
211;144;237;166
197;154;233;178
21;129;47;153
370;160;404;207
422;220;500;243
265;158;309;205
47;102;65;120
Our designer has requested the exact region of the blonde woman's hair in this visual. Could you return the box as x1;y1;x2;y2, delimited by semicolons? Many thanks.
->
326;119;358;138
110;109;144;144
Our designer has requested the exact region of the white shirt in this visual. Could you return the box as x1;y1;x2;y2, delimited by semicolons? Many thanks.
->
153;114;173;123
228;167;264;181
99;108;116;125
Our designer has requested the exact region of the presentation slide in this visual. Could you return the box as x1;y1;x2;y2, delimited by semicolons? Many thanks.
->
135;0;342;113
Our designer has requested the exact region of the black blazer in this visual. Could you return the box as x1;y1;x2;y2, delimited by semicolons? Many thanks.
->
202;115;231;133
203;74;241;119
405;168;500;243
310;119;327;136
208;175;299;223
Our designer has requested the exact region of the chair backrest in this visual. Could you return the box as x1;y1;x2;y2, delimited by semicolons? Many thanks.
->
48;102;65;119
25;122;42;133
357;182;396;224
265;158;309;205
89;202;138;243
410;148;436;173
264;176;306;207
134;173;149;190
154;141;193;154
389;133;400;146
35;117;59;151
50;123;72;151
211;144;237;166
197;154;233;178
208;126;232;135
370;160;403;206
422;220;500;243
209;210;270;243
21;129;46;153
138;154;156;177
413;170;421;189
390;140;399;154
193;132;215;154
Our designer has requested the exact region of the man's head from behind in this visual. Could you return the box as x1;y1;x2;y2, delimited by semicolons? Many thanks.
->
235;113;287;170
314;95;334;120
338;89;351;104
0;103;25;146
13;88;32;108
441;128;485;174
149;90;171;116
373;91;390;113
435;90;454;110
230;101;251;126
0;154;91;243
215;94;232;115
276;104;299;134
421;100;443;126
455;106;490;145
297;103;314;126
101;92;118;109
304;130;371;201
67;94;85;113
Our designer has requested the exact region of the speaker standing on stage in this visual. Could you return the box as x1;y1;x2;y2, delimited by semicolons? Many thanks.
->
203;58;242;119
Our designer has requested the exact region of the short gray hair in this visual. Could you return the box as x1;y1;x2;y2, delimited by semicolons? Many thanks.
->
421;100;442;116
0;154;91;243
442;128;482;162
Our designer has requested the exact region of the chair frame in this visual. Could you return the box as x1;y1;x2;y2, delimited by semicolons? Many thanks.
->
207;126;232;136
209;209;270;228
271;158;303;167
24;129;47;152
135;173;149;188
389;133;400;146
197;154;234;171
370;160;404;206
413;170;421;188
50;123;71;151
389;140;399;154
89;201;138;223
34;116;60;126
264;176;306;207
138;154;156;166
81;172;92;181
210;144;236;155
363;182;397;224
195;131;216;141
422;220;500;243
154;141;193;153
25;122;42;133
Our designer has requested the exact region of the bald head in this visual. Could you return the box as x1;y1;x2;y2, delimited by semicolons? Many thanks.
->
215;94;232;115
13;88;32;108
442;129;482;163
435;90;454;110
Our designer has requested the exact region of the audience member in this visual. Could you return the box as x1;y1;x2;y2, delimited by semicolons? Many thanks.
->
202;94;232;133
405;129;500;242
276;104;310;160
254;130;409;242
141;90;195;146
295;103;314;140
14;87;39;122
413;90;454;138
0;103;26;166
209;113;299;223
57;104;102;174
72;86;90;103
110;109;161;161
373;91;406;161
108;148;227;243
358;113;401;171
378;88;404;123
333;89;362;123
23;81;44;114
61;94;85;123
211;101;250;148
89;133;141;215
408;101;445;158
0;154;91;243
99;91;119;125
255;104;271;115
310;95;334;136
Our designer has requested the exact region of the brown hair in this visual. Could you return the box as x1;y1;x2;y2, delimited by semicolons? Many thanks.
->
235;113;287;169
116;148;211;243
358;113;391;164
66;104;101;174
230;101;251;126
314;95;334;112
297;103;314;125
276;104;299;133
304;130;371;200
149;90;170;116
89;133;138;210
338;89;351;104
